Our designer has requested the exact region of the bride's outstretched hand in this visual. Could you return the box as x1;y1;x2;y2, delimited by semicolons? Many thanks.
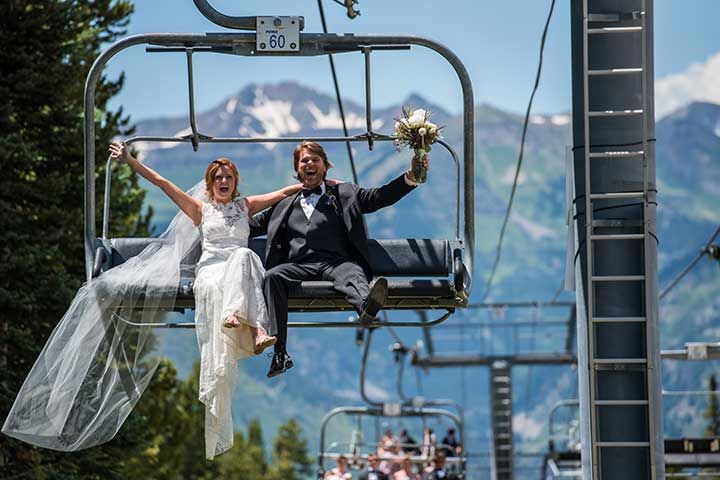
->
326;179;344;186
108;141;133;164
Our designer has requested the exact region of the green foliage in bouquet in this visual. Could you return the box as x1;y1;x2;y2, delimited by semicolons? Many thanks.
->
394;107;443;183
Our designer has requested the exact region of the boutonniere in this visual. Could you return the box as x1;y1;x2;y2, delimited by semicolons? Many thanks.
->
326;193;340;214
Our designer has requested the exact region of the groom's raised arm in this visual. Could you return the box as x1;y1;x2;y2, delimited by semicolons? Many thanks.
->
356;171;418;214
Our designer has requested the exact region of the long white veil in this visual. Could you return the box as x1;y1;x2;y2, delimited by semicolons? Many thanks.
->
2;181;206;451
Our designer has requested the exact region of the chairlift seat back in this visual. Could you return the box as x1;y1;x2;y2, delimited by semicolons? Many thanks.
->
97;236;468;311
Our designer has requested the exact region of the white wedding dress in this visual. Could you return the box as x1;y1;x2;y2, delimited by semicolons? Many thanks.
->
194;198;270;459
2;182;269;459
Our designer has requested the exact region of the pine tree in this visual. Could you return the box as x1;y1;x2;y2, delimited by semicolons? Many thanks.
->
269;418;314;480
0;1;158;478
247;418;269;476
174;362;221;480
215;428;269;480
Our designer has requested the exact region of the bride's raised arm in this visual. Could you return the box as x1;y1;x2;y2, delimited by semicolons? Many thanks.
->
109;141;203;225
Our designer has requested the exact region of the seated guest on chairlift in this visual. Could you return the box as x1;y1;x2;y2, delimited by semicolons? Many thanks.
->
324;455;353;480
400;428;420;454
360;454;389;480
440;427;461;457
393;455;421;480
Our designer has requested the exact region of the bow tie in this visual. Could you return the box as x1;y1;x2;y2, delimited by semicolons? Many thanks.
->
302;186;323;197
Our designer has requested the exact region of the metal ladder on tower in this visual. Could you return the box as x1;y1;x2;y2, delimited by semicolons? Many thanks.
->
582;0;658;479
490;361;513;480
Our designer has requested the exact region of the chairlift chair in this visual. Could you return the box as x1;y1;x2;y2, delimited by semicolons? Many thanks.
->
318;405;466;479
83;3;475;328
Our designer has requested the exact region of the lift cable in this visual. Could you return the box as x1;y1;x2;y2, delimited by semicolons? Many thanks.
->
480;0;557;302
659;224;720;301
550;280;564;303
317;0;359;184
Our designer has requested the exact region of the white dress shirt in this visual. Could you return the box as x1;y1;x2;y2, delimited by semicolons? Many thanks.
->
299;182;326;220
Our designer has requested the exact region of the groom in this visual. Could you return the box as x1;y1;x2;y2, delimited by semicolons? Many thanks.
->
249;141;427;377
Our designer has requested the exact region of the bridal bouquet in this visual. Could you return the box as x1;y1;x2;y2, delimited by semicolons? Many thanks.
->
394;107;442;183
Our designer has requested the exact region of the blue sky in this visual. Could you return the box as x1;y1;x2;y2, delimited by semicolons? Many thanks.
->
106;0;720;121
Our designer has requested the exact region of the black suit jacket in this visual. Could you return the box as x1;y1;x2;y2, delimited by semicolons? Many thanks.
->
358;469;388;480
249;173;416;280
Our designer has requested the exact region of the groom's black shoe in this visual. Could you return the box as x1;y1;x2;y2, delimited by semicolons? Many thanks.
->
267;351;294;378
359;277;388;323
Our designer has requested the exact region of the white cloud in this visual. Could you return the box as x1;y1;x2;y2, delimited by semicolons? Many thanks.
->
511;212;558;241
513;412;542;440
655;51;720;119
501;166;526;185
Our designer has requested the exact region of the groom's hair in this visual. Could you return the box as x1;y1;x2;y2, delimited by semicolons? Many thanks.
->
293;141;334;180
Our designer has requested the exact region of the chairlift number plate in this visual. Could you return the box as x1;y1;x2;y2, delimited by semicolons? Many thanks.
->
256;17;300;52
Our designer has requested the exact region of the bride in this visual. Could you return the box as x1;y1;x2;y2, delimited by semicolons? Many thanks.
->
2;141;310;460
111;142;306;458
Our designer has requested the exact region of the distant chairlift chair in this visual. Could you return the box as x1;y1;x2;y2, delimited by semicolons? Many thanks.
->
318;406;466;479
84;7;475;328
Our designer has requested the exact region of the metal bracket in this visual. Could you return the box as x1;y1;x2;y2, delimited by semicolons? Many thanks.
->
337;0;361;19
192;0;305;31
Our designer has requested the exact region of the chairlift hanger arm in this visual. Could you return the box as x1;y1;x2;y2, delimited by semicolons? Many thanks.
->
192;0;306;31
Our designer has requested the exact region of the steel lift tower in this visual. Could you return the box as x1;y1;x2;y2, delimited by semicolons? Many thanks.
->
571;0;664;479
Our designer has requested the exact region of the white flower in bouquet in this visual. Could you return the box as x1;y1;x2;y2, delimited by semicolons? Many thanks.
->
408;108;427;126
394;106;443;153
393;106;444;184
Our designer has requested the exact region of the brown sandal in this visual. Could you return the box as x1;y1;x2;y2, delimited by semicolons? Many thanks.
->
254;329;277;355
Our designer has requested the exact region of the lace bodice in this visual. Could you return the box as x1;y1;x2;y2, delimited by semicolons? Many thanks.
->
197;198;250;267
